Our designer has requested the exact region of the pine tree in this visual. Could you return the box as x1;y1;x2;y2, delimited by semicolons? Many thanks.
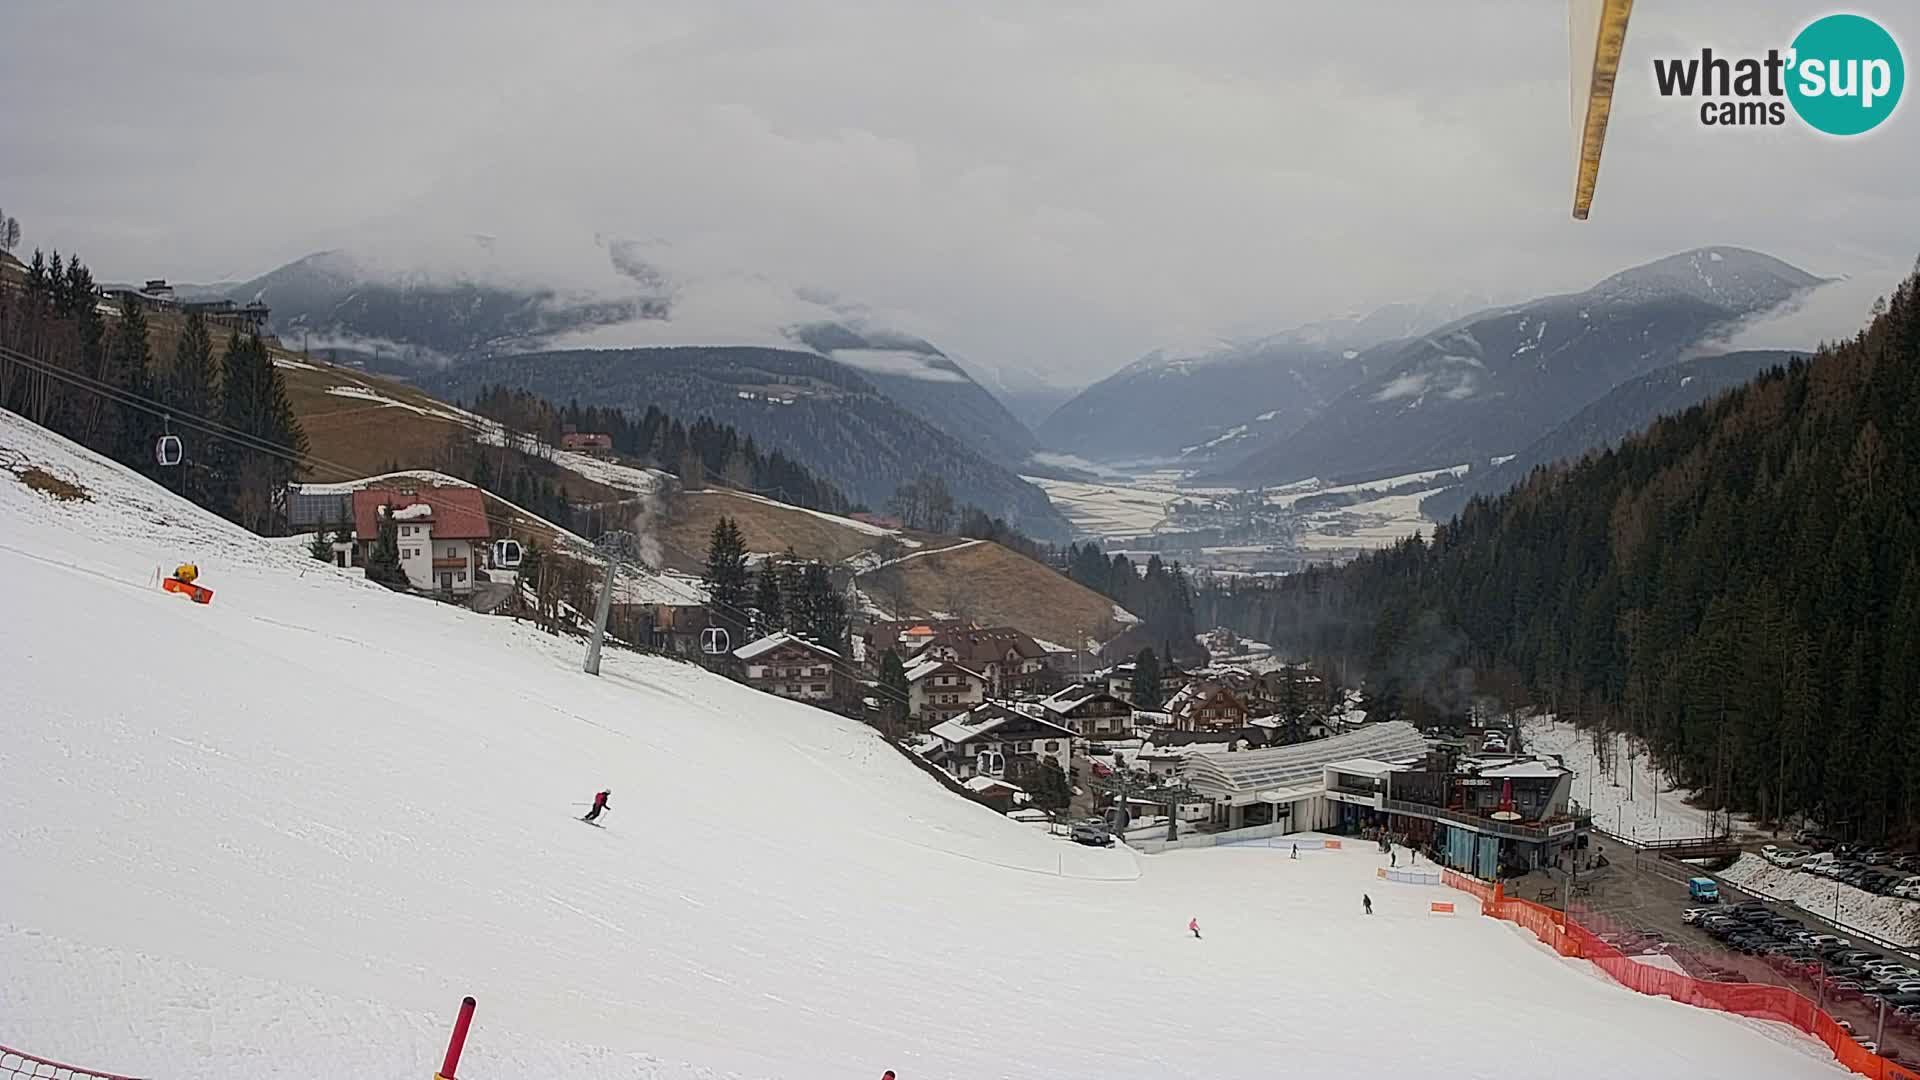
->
363;506;408;589
212;334;306;531
879;649;911;733
703;516;751;640
797;562;848;653
108;296;154;469
309;528;335;561
753;556;786;635
1132;648;1163;711
1279;664;1309;742
165;311;217;503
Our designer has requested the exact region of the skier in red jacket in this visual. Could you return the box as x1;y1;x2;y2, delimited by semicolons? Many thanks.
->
583;790;611;823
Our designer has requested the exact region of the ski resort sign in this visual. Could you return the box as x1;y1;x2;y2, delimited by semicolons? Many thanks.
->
1652;13;1904;134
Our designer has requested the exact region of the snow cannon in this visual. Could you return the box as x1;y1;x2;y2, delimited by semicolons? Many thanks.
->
161;563;214;605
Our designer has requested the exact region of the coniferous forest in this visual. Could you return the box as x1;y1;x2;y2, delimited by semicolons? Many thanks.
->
0;250;307;533
1196;261;1920;840
463;384;848;515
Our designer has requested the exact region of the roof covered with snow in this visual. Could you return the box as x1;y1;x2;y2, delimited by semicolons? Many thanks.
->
733;631;842;662
929;703;1076;746
904;658;985;684
962;775;1025;794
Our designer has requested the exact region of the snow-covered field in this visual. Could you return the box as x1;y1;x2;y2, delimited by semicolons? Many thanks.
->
1291;487;1447;551
1720;855;1920;948
1021;475;1187;537
1027;467;1446;556
1523;716;1757;842
0;410;1851;1079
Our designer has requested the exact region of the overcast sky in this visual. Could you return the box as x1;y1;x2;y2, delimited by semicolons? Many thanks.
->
3;1;1915;389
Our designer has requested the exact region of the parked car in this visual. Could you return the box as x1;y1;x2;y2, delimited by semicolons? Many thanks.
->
1070;819;1113;846
1681;907;1708;925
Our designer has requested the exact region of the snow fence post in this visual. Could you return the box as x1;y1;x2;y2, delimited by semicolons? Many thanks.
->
436;996;477;1080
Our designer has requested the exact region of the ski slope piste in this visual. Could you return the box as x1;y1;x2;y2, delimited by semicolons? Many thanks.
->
0;408;1850;1079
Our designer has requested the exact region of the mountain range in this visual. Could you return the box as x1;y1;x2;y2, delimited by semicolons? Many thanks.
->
1199;248;1824;487
201;243;1826;538
1038;298;1497;463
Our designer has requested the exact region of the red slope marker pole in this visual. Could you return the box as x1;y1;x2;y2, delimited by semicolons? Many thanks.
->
436;996;477;1080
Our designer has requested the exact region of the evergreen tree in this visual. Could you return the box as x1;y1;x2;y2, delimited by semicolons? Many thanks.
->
879;649;911;733
362;506;408;588
753;556;786;635
214;334;308;531
1278;664;1310;742
1132;648;1163;711
164;311;218;502
702;516;751;639
309;528;335;561
107;296;154;468
796;562;848;653
1014;758;1073;812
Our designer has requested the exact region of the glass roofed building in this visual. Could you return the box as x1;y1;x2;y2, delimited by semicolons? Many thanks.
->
1180;721;1430;832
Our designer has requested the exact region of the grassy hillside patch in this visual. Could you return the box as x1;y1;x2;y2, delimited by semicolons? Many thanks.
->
859;540;1126;646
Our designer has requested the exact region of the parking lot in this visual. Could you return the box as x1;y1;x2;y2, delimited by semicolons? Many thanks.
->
1562;844;1920;1064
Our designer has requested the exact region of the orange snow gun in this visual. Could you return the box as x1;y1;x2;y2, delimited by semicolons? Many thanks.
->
163;564;214;604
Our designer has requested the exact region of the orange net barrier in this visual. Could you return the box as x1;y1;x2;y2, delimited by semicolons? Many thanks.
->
1438;879;1920;1080
1;1045;145;1080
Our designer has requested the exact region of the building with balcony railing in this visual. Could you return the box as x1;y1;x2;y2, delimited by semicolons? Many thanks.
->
1322;754;1591;878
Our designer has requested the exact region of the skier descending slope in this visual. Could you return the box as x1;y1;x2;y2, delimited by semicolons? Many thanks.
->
1189;917;1202;940
582;789;611;824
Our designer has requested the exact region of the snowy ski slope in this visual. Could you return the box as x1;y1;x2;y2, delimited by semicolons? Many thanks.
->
0;410;1849;1079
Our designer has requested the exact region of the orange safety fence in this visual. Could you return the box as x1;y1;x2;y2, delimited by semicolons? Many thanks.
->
1440;877;1920;1080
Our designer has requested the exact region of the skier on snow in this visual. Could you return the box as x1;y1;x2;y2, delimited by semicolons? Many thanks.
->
1290;843;1298;859
583;789;611;823
1363;894;1373;915
1189;917;1202;940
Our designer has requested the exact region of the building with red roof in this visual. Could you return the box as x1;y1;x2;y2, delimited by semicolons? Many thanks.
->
351;485;491;594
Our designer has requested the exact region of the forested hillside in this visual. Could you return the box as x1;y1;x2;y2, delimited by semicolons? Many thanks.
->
1;250;306;534
1196;262;1920;840
1420;349;1807;521
463;385;847;515
429;347;1070;539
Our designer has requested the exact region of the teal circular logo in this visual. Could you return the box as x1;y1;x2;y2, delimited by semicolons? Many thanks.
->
1787;14;1904;135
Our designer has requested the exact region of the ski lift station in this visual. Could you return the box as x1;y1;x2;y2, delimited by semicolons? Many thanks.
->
1173;721;1589;877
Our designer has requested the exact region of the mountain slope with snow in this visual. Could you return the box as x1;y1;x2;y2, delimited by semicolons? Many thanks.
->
1039;298;1501;463
0;409;1848;1080
1207;248;1824;487
1421;349;1806;521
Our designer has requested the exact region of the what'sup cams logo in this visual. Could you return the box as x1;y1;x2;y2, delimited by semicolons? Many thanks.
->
1654;13;1904;134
